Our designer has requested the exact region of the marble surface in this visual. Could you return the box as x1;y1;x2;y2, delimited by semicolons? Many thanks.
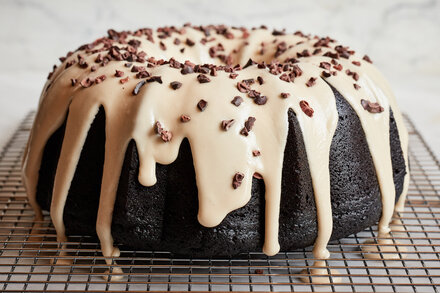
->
0;0;439;158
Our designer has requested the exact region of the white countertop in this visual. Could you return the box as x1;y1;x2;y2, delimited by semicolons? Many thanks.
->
0;0;439;158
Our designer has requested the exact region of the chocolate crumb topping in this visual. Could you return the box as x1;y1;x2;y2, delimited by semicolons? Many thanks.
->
197;99;208;111
221;119;235;131
136;71;150;79
275;41;287;58
197;74;211;83
80;77;94;88
186;38;195;46
180;115;191;122
319;62;331;70
363;55;373;63
229;73;238;79
252;150;261;157
154;121;163;134
352;72;359;81
159;41;166;51
240;116;256;136
280;92;290;99
299;100;314;117
132;80;146;95
354;83;361;90
147;76;163;84
352;61;361;66
153;121;173;142
181;65;194;75
322;71;331;78
170;81;182;90
120;76;129;84
237;81;250;93
243;58;256;69
333;64;343;71
254;95;267;105
70;78;77;86
231;96;243;106
90;65;97;72
79;60;88;69
279;73;291;83
115;70;124;77
257;76;264;85
232;172;244;189
361;99;384;113
131;65;144;73
160;130;172;142
65;59;76;69
306;77;317;87
95;75;106;84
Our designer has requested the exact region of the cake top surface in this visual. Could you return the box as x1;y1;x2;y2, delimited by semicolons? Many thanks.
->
23;24;409;265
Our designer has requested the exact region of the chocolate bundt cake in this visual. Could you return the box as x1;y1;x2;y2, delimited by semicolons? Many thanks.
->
23;25;409;262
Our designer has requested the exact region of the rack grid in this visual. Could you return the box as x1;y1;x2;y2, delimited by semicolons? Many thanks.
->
0;112;439;292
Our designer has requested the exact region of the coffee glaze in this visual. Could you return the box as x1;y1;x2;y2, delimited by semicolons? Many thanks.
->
22;25;409;282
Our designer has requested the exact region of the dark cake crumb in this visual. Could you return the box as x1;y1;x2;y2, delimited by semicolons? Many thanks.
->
252;150;261;157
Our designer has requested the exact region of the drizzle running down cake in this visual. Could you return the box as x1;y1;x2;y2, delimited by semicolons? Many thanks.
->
23;25;409;265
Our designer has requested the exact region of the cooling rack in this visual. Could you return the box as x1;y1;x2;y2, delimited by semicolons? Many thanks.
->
0;112;439;292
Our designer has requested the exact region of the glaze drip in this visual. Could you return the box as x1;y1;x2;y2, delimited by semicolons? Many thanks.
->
22;26;409;268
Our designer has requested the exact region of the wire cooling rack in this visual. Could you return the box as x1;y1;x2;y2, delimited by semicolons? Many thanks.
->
0;112;439;293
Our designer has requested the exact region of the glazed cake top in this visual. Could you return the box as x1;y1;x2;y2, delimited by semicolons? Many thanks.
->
23;24;409;265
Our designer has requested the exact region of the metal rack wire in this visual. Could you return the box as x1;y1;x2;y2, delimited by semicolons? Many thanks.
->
0;112;439;292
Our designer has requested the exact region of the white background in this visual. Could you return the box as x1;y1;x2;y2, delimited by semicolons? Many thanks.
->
0;0;439;157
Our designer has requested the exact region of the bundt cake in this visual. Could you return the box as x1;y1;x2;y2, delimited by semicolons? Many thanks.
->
23;25;409;264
